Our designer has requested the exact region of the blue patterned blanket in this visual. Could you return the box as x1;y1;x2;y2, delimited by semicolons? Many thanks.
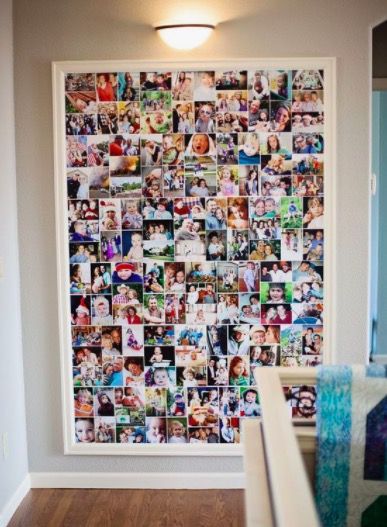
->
315;365;387;527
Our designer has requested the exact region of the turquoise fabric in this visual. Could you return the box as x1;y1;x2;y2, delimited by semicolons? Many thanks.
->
316;365;352;527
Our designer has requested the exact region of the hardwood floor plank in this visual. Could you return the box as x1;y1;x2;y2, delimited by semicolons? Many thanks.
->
8;489;245;527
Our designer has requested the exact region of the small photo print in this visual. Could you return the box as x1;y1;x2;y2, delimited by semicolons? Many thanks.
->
281;229;303;260
303;197;324;229
207;325;228;357
171;71;194;101
141;90;172;113
227;230;249;261
302;326;323;355
167;387;186;416
117;72;140;101
301;355;323;367
280;197;303;228
66;114;97;135
239;165;259;196
71;295;91;326
122;327;144;354
293;133;324;154
123;357;144;386
228;355;250;386
66;136;88;167
70;263;91;295
250;345;280;368
220;417;240;443
145;345;175;366
292;70;324;91
95;417;116;443
292;112;324;133
238;133;260;165
145;366;176;389
216;133;238;165
285;384;317;420
261;153;292;175
219;387;240;416
72;326;101;348
292;154;324;176
261;304;292;325
146;417;167;443
207;356;228;386
280;326;303;366
292;175;323;198
268;70;291;101
140;72;172;91
215;70;247;90
117;425;146;443
176;366;207;387
172;102;195;133
96;73;117;101
141;111;172;134
67;169;91;199
194;102;216;133
188;426;219;443
259;132;292;156
74;388;94;417
145;387;167;416
185;133;217;163
248;97;270;131
303;229;324;261
292;90;324;113
94;388;115;417
75;418;95;443
88;167;110;199
292;301;323;325
240;387;261;417
66;73;95;92
167;417;188;443
206;231;227;261
193;71;216;101
239;261;260;292
261;282;293;304
261;175;292;199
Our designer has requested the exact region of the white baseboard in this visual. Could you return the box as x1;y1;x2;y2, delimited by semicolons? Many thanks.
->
30;471;245;489
0;474;31;527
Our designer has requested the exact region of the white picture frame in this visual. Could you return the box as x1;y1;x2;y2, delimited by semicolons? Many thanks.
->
52;58;336;456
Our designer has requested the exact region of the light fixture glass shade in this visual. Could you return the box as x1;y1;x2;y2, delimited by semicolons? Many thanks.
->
156;24;214;50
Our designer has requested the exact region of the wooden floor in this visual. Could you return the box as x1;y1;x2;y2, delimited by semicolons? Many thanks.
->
8;489;245;527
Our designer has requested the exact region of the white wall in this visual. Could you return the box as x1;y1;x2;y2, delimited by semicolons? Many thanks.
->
13;0;387;474
0;0;29;516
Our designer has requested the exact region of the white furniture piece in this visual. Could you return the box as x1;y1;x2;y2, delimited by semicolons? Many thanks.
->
243;367;320;527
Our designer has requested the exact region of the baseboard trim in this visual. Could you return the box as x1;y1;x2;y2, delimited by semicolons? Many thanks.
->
29;471;245;489
0;474;31;527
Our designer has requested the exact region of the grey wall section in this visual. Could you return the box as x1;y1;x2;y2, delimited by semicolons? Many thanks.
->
14;0;387;473
373;21;387;77
0;0;29;512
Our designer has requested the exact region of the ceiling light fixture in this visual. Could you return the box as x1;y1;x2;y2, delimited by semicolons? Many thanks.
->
155;24;215;50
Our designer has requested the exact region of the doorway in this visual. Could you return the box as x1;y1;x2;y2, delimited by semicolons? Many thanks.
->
370;21;387;360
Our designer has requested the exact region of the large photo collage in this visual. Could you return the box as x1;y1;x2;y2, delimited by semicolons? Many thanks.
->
65;68;324;445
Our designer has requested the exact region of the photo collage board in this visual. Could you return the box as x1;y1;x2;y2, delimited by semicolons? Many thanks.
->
64;67;325;446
